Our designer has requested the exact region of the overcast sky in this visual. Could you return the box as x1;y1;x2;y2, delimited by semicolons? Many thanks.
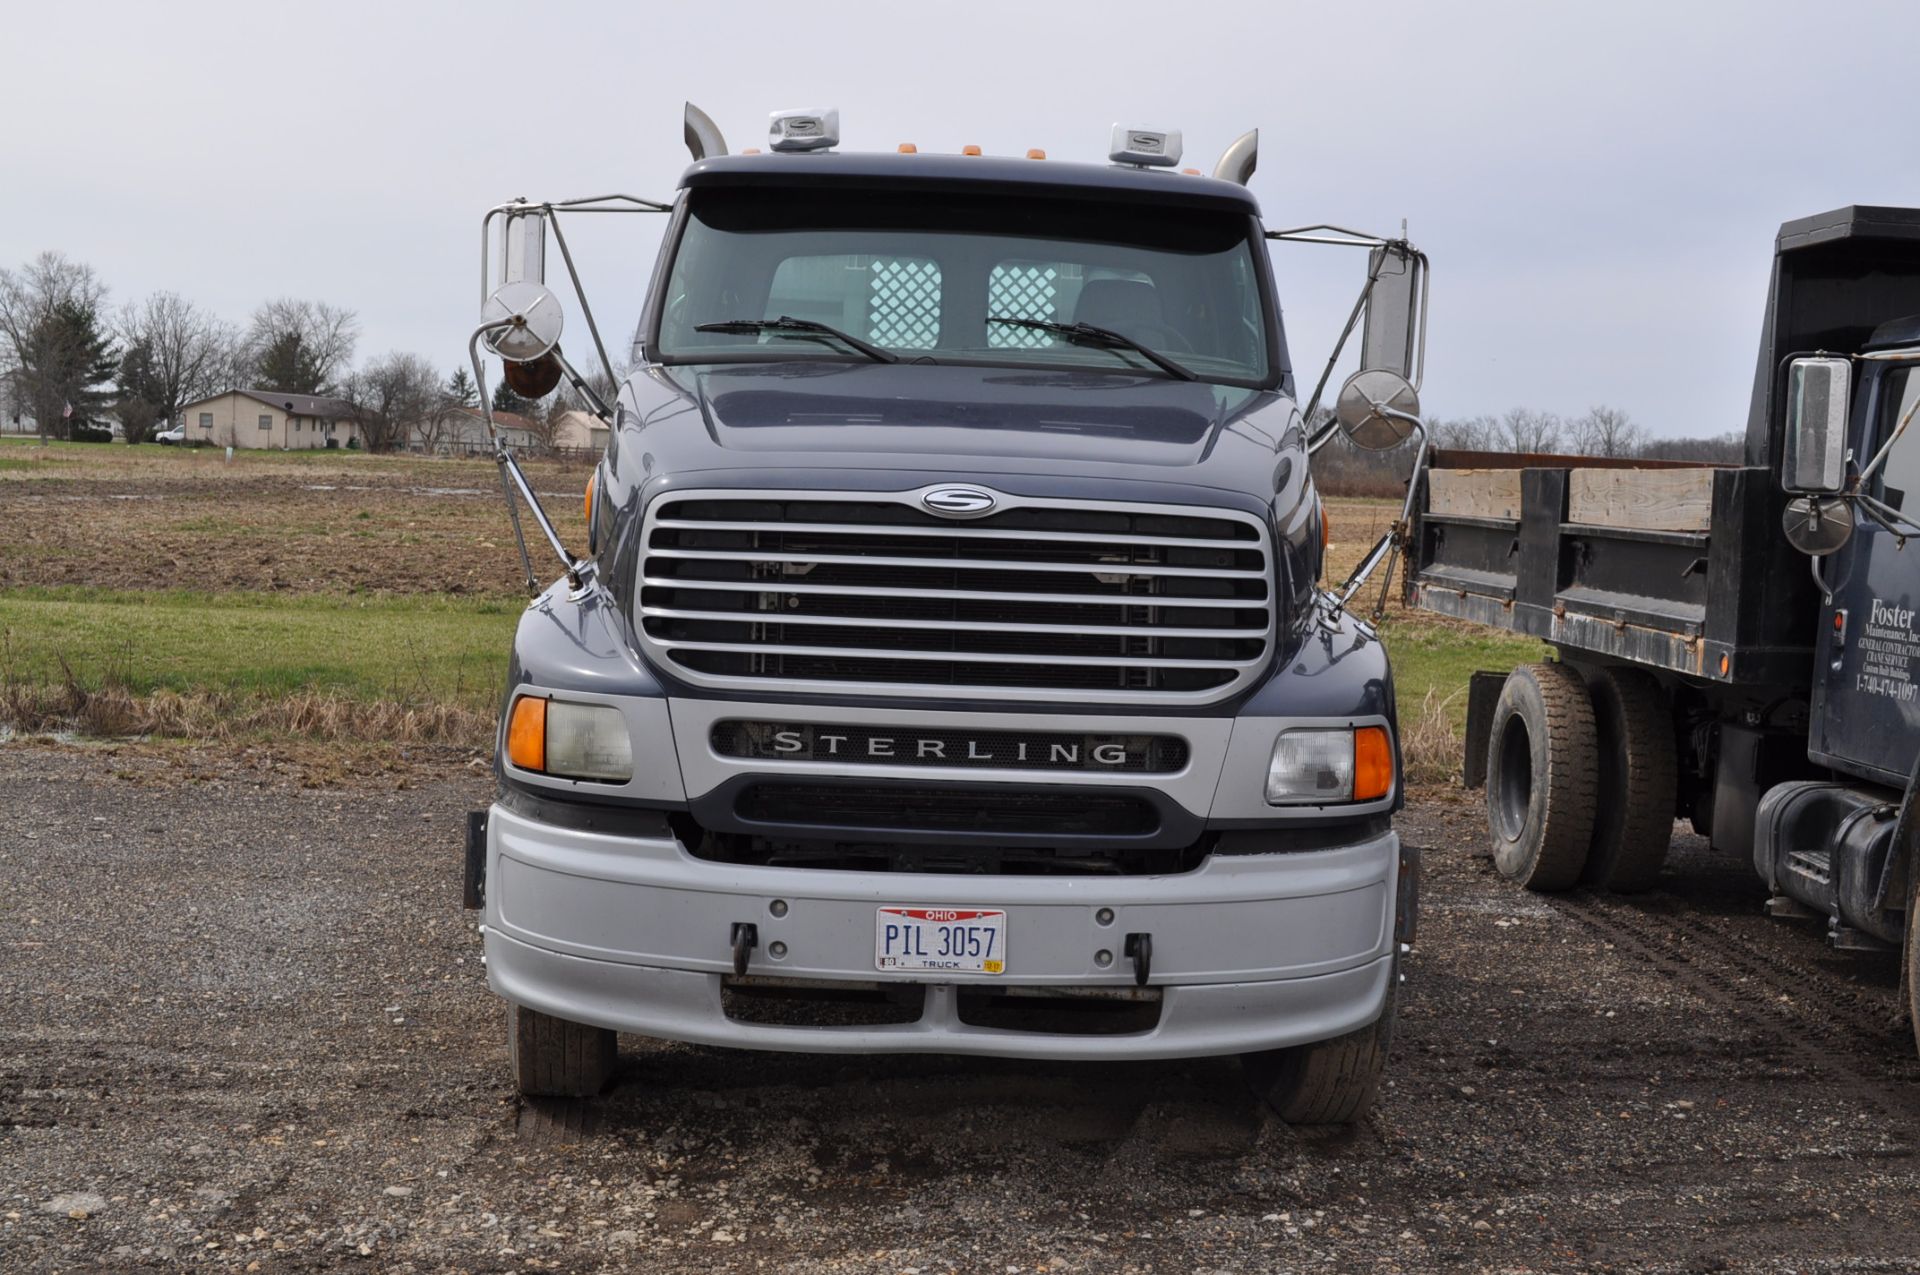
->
6;0;1919;437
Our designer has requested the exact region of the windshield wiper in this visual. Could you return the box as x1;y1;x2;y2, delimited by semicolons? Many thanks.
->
694;315;899;364
985;316;1196;382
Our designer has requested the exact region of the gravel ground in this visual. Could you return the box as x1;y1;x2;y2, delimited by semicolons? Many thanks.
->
4;741;1920;1273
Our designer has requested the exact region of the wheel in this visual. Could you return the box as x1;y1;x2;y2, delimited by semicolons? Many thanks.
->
1581;667;1677;892
1242;962;1397;1125
1485;661;1599;892
1906;870;1920;1059
508;1003;618;1098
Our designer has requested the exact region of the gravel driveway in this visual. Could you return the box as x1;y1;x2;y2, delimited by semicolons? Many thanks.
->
3;742;1918;1273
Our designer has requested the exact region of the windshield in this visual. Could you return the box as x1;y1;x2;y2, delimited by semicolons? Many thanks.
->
652;186;1276;386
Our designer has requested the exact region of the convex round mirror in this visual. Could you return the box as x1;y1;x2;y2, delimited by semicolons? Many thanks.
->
1334;368;1420;451
1782;495;1854;557
482;280;565;363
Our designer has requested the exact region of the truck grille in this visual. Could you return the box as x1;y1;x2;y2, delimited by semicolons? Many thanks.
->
636;489;1275;703
734;782;1161;837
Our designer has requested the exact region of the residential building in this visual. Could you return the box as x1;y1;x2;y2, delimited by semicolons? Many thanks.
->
413;406;539;454
550;409;611;453
180;389;361;449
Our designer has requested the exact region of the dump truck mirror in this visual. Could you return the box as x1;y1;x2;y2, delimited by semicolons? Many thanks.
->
1782;495;1854;557
481;280;566;363
1782;356;1850;494
1335;368;1420;451
1361;245;1424;383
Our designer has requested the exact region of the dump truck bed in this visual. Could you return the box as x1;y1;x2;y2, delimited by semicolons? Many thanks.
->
1406;451;1817;686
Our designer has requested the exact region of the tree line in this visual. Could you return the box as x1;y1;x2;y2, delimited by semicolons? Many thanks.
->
0;250;601;450
1312;404;1744;498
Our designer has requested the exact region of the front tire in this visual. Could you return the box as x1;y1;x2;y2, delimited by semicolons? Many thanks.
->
1486;661;1599;892
509;1004;618;1098
1242;965;1397;1125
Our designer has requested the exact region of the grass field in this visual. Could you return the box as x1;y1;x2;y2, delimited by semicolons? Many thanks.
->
0;443;1541;771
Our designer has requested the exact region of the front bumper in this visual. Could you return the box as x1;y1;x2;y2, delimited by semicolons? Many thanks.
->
483;802;1399;1060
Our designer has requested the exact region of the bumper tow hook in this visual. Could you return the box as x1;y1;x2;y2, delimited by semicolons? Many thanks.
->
1123;932;1153;987
730;923;758;977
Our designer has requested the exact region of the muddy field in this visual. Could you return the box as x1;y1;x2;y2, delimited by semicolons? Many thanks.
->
0;448;592;598
4;743;1918;1273
0;444;1397;600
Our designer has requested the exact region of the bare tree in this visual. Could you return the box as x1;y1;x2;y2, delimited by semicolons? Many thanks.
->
1567;404;1644;458
1429;414;1501;451
1498;407;1563;455
344;352;444;453
0;253;117;440
115;292;238;442
241;298;359;393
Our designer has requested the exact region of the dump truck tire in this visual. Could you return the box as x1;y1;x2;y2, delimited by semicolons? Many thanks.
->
1243;961;1397;1125
1906;870;1920;1060
1486;661;1599;892
509;1004;618;1098
1581;667;1677;892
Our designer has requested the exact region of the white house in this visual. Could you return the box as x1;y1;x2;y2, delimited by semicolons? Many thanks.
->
180;389;362;449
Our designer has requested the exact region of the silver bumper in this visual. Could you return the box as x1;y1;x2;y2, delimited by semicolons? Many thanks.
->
483;803;1398;1060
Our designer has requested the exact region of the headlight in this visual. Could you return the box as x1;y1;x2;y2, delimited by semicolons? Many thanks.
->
505;695;634;782
1265;726;1394;805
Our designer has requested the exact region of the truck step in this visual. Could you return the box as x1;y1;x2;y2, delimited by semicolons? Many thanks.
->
1783;848;1832;886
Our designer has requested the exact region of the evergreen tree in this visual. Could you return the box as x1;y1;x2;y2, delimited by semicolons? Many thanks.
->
32;298;119;436
492;377;532;416
255;332;326;395
447;365;478;408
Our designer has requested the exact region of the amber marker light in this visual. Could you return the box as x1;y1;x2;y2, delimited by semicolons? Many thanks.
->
585;469;597;526
1353;726;1395;802
898;142;918;153
1026;148;1047;160
961;144;982;156
507;696;547;772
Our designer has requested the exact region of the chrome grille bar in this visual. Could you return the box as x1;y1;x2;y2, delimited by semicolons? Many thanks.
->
636;488;1277;705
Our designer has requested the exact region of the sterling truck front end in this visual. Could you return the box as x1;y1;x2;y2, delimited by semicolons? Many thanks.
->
463;109;1431;1123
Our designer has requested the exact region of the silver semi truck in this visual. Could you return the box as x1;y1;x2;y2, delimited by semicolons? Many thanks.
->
460;107;1433;1123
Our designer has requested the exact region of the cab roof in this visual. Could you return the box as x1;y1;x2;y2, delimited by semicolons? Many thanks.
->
679;152;1264;215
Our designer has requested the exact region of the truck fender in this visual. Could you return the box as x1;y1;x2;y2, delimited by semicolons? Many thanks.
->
1875;750;1920;917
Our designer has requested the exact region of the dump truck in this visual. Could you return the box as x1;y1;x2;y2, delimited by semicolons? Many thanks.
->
1409;205;1920;1051
456;105;1437;1122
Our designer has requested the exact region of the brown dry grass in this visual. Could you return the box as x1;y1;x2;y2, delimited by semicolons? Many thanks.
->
0;672;492;750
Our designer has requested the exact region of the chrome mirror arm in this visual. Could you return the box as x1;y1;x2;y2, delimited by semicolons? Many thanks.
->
1322;412;1430;624
468;320;581;595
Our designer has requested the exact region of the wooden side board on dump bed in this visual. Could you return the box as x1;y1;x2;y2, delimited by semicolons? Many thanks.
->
1407;450;1819;687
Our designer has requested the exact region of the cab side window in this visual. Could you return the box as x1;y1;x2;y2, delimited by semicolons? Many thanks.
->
1876;367;1920;512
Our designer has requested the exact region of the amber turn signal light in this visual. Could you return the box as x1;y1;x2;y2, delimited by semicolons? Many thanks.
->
507;695;547;772
1353;725;1394;801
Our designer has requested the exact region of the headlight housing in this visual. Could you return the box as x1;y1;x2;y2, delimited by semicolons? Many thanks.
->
1265;726;1394;805
506;695;634;782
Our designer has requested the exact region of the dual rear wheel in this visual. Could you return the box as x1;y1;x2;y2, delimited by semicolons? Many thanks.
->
1486;661;1677;894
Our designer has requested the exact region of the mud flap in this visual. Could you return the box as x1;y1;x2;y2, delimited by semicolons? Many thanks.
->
1462;670;1508;789
1396;841;1421;947
464;810;488;910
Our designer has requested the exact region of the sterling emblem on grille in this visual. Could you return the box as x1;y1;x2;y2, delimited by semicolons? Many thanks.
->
920;485;998;518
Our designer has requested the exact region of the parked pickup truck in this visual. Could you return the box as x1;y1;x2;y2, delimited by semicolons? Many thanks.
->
459;106;1434;1122
1409;205;1920;1053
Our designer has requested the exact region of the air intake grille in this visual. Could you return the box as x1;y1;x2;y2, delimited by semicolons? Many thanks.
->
734;783;1160;837
637;491;1275;703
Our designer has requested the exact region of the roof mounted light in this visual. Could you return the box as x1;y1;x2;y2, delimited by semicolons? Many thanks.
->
1109;125;1182;168
768;107;839;153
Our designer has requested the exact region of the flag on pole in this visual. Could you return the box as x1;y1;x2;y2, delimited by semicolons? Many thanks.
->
62;400;73;419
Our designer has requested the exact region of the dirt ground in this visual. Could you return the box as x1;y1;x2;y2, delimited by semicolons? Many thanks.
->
0;449;591;598
4;742;1919;1274
0;445;1395;601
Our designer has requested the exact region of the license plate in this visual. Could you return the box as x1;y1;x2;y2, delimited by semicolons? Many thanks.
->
875;907;1006;974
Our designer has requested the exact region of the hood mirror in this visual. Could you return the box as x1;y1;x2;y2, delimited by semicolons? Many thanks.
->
503;352;564;399
482;280;565;363
1334;368;1420;451
1783;495;1854;557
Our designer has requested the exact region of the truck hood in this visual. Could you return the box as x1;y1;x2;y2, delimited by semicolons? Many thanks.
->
619;361;1301;501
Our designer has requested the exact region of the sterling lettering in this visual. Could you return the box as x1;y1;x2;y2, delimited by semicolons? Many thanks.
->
735;725;1153;768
